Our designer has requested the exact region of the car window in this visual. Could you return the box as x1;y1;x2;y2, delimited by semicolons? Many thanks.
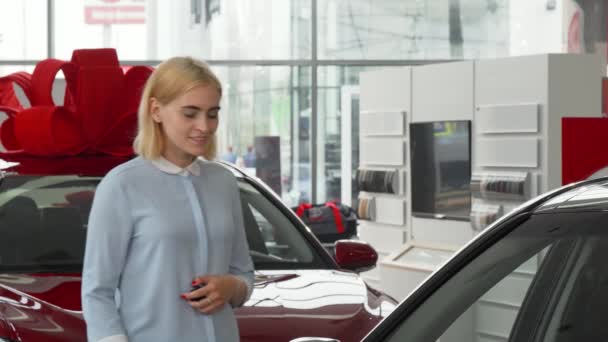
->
0;176;98;268
537;236;608;342
237;180;315;266
0;175;323;272
436;252;544;341
380;211;608;342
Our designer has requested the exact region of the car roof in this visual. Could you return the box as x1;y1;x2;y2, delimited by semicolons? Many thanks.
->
0;155;247;179
534;177;608;213
0;156;131;176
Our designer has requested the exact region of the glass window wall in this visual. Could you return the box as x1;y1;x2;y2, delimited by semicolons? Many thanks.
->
317;0;509;60
213;65;312;207
0;1;47;60
1;0;607;206
53;0;311;61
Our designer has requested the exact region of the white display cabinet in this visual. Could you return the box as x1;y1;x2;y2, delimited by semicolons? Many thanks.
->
359;53;601;342
409;60;475;247
358;68;412;289
472;53;602;231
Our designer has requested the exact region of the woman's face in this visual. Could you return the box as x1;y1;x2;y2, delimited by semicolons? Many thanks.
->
151;84;221;166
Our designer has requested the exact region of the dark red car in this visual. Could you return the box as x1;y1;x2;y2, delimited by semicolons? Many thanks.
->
0;156;396;342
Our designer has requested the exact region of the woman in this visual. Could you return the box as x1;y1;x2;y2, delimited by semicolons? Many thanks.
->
82;57;254;342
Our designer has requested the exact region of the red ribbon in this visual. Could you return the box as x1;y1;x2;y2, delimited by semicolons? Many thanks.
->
0;48;153;157
325;202;345;233
295;203;313;217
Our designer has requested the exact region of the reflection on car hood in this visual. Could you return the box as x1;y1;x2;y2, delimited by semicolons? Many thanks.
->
0;273;84;342
239;269;396;341
0;270;395;342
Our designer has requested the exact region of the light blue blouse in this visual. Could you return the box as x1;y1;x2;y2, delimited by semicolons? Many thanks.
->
82;157;255;342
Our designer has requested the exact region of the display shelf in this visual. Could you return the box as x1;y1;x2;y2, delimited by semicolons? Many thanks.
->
374;196;406;225
359;69;411;261
471;171;531;201
360;111;407;136
477;137;539;168
476;103;539;134
356;168;405;195
357;196;375;220
360;137;406;166
356;195;406;226
358;222;406;254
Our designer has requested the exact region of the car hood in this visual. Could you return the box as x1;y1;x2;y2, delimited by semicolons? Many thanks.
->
238;270;396;341
0;273;84;342
0;270;395;342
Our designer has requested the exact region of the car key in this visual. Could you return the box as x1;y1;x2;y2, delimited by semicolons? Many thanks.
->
190;282;207;301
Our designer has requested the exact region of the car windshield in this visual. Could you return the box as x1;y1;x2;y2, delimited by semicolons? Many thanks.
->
380;210;608;342
0;175;325;273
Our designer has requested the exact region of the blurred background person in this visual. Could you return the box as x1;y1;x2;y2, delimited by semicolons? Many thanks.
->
221;145;237;164
243;145;256;168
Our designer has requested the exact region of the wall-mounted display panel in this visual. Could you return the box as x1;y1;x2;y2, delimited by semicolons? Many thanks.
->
374;196;406;226
360;138;405;166
410;121;471;221
476;104;539;134
360;111;406;136
358;222;406;254
412;61;474;123
477;138;539;168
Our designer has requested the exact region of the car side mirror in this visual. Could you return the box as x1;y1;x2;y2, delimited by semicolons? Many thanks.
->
334;240;378;272
289;338;340;342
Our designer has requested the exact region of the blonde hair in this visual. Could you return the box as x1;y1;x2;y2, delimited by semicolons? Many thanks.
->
133;56;222;160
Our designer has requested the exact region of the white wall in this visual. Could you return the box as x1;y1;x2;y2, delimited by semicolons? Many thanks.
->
412;61;474;123
0;1;47;60
360;68;412;112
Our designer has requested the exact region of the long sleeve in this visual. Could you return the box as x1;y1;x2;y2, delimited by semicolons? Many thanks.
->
228;177;255;307
82;174;133;342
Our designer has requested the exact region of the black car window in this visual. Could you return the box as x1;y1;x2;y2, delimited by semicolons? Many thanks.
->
536;236;608;342
0;176;99;268
0;175;323;272
237;180;315;266
379;211;608;342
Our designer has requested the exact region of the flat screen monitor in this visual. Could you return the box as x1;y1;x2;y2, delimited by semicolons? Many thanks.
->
410;120;471;221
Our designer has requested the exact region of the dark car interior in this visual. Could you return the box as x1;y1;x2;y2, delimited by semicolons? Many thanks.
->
0;175;321;271
548;238;608;342
0;195;86;265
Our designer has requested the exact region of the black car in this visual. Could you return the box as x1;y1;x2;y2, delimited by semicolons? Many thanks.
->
299;176;608;342
364;176;608;342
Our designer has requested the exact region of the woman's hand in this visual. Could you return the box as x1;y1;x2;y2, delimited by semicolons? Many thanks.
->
181;274;243;314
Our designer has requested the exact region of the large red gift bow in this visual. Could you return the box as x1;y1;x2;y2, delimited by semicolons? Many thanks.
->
0;48;153;157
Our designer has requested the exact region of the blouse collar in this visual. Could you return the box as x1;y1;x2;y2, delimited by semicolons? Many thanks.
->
150;157;201;176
